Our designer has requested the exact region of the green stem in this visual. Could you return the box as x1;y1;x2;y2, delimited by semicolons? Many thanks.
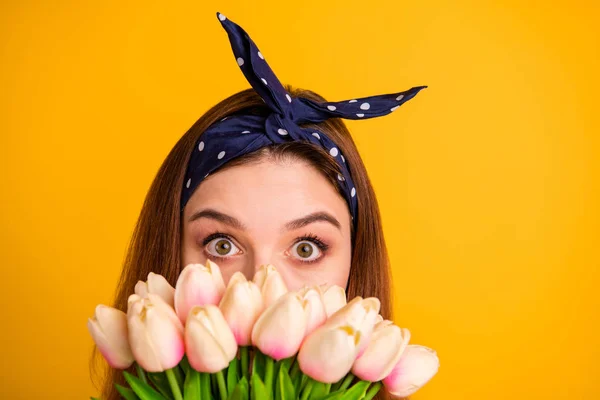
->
241;347;249;379
166;368;184;400
362;382;382;400
216;370;228;400
201;373;211;400
135;363;148;384
338;373;355;391
264;356;274;393
300;379;314;400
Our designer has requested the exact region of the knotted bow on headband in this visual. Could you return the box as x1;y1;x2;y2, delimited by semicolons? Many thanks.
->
181;11;427;230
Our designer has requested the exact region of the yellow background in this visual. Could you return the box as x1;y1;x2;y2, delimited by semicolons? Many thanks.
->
1;0;598;399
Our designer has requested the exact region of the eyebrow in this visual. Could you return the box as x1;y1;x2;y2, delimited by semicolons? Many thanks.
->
187;208;341;232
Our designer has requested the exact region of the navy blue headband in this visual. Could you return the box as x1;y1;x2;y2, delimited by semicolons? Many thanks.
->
181;12;427;231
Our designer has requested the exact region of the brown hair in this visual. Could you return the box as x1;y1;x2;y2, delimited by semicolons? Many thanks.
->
91;85;396;400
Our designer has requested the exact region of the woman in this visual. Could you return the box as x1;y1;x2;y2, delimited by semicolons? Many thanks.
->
91;12;425;400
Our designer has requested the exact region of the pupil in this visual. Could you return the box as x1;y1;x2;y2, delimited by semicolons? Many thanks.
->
297;243;313;258
216;239;231;255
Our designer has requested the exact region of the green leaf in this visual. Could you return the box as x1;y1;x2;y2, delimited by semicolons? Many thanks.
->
183;369;201;400
228;377;249;400
147;372;175;400
339;382;370;400
275;366;295;400
309;382;331;400
91;397;102;400
318;391;343;400
227;358;240;394
278;358;293;375
116;383;141;400
123;371;167;400
250;373;268;400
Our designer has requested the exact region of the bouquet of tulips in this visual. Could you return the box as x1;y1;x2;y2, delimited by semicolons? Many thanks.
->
88;261;439;400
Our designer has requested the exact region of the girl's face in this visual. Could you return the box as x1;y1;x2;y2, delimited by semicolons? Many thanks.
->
181;159;352;291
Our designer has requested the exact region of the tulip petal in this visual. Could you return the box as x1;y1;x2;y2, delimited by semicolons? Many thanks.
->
383;345;440;397
251;293;307;360
298;325;359;383
87;305;134;369
353;323;411;382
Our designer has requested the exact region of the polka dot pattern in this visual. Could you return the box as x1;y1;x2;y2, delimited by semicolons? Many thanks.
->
181;12;428;233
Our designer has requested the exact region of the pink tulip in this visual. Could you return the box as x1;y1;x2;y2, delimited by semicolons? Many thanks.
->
251;292;307;360
87;305;134;369
175;260;226;324
186;304;238;373
253;264;288;307
321;284;347;317
327;297;381;357
134;272;175;308
383;345;440;397
352;320;411;382
219;272;264;346
127;294;185;372
296;286;327;336
297;297;380;383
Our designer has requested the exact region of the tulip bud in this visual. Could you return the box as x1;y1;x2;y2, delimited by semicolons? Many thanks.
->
186;304;238;373
134;272;175;308
327;296;380;356
352;320;411;382
296;286;327;336
297;297;380;383
175;260;226;324
127;294;185;372
253;264;288;307
321;284;347;317
383;345;440;397
251;292;307;360
87;305;134;369
219;272;264;346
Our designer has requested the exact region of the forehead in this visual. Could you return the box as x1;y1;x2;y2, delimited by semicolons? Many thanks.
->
183;159;350;231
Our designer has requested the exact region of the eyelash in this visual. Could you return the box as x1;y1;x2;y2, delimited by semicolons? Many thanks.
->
201;231;330;265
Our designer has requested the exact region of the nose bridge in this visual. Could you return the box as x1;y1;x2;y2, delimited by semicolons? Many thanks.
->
239;243;277;281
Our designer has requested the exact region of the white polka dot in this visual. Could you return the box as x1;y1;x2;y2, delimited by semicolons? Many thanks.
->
286;94;292;103
242;130;250;134
349;99;357;103
312;132;320;140
261;78;268;85
329;147;339;157
337;173;345;181
391;106;399;111
278;128;288;136
186;178;191;188
198;141;205;151
221;117;228;121
258;51;264;59
396;94;404;101
351;187;356;197
237;57;244;66
356;113;365;117
217;151;226;159
218;13;227;21
341;154;345;163
360;102;370;110
327;105;336;111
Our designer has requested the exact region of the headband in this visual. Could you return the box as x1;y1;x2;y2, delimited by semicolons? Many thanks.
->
181;12;427;231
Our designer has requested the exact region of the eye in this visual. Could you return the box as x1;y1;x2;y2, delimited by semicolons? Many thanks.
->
205;235;241;258
289;234;329;264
